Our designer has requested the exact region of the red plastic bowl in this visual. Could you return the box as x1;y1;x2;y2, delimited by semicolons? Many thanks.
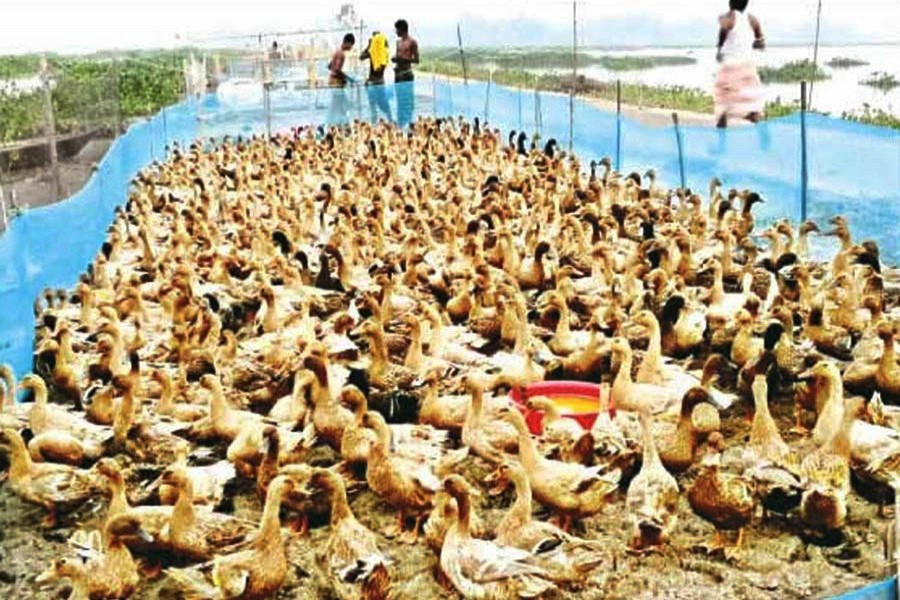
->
509;381;610;436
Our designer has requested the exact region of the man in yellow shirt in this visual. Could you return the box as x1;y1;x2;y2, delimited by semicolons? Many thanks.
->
360;31;393;122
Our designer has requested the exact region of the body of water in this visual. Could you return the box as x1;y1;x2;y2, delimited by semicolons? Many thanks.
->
576;44;899;116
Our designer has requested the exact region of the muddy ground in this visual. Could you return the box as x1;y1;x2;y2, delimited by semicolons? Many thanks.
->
0;390;891;600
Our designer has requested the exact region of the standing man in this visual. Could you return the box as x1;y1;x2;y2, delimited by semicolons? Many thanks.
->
328;33;356;87
392;19;419;83
360;31;393;121
328;33;356;124
392;19;419;127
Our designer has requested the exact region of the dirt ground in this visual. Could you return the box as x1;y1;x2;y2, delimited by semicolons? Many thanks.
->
0;389;890;600
0;138;111;216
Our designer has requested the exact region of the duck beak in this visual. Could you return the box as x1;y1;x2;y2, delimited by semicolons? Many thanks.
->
822;229;838;237
136;527;154;543
796;369;815;382
35;568;55;585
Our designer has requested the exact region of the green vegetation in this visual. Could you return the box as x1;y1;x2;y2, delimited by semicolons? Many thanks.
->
0;55;42;79
596;56;696;71
842;105;900;130
758;60;829;84
826;57;868;69
860;72;899;92
1;51;190;144
422;47;696;73
764;98;802;119
420;56;713;113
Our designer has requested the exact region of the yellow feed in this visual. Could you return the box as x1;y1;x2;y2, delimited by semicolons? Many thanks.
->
542;395;599;415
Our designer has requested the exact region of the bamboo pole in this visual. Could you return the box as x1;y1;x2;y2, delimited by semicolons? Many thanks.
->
808;0;823;107
457;24;468;85
40;55;60;200
800;81;808;222
569;0;576;152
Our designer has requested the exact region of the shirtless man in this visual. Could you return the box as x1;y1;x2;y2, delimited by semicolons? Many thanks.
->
392;19;419;83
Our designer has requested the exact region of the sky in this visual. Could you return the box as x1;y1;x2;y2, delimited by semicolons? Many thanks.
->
0;0;898;54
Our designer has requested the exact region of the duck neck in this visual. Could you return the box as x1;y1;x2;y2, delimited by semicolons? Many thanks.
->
640;415;661;469
646;321;662;371
507;470;533;525
882;336;897;372
172;480;196;535
7;434;33;482
511;415;541;472
208;383;228;426
114;387;136;444
32;381;48;408
536;400;562;424
368;329;389;368
256;481;287;548
554;301;571;339
322;470;354;526
157;374;174;414
404;325;423;370
1;370;14;409
262;296;278;333
614;349;634;390
751;388;780;444
452;490;472;537
107;474;130;517
828;410;855;459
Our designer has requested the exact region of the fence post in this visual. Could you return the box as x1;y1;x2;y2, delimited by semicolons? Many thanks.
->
456;24;468;85
485;69;492;122
0;186;7;232
671;112;686;190
113;55;122;134
432;74;437;116
800;81;808;222
616;80;622;171
40;55;61;201
263;81;272;137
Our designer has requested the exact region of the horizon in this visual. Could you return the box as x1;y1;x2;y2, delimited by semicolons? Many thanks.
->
1;1;899;56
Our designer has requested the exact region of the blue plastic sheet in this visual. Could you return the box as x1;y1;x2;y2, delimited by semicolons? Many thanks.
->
0;79;897;600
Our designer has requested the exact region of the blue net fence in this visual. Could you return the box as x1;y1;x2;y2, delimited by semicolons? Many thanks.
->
0;76;898;599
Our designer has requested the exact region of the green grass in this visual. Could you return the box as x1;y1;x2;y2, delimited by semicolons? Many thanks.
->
842;105;900;130
860;72;899;91
758;59;830;84
826;57;869;69
422;47;696;72
421;57;714;113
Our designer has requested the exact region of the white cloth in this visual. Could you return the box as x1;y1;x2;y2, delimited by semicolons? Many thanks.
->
720;10;756;66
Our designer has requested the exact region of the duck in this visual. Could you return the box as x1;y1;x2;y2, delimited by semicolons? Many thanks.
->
610;338;681;415
485;460;607;584
440;474;557;599
200;373;266;442
461;376;518;463
0;427;102;527
517;241;553;291
281;464;391;600
166;475;296;599
362;410;440;543
305;355;354;448
741;376;803;517
659;295;706;358
800;397;864;532
501;408;620;531
687;432;755;554
154;444;236;507
157;464;255;561
152;368;208;422
659;387;716;473
730;309;763;368
625;410;679;550
525;395;586;454
875;321;900;402
39;515;150;599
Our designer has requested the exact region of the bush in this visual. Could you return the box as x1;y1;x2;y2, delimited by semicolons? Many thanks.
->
758;60;829;84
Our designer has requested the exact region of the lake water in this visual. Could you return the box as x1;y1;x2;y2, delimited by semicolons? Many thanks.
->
576;44;899;116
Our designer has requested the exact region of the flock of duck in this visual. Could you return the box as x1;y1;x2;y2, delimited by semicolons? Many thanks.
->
1;115;899;599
